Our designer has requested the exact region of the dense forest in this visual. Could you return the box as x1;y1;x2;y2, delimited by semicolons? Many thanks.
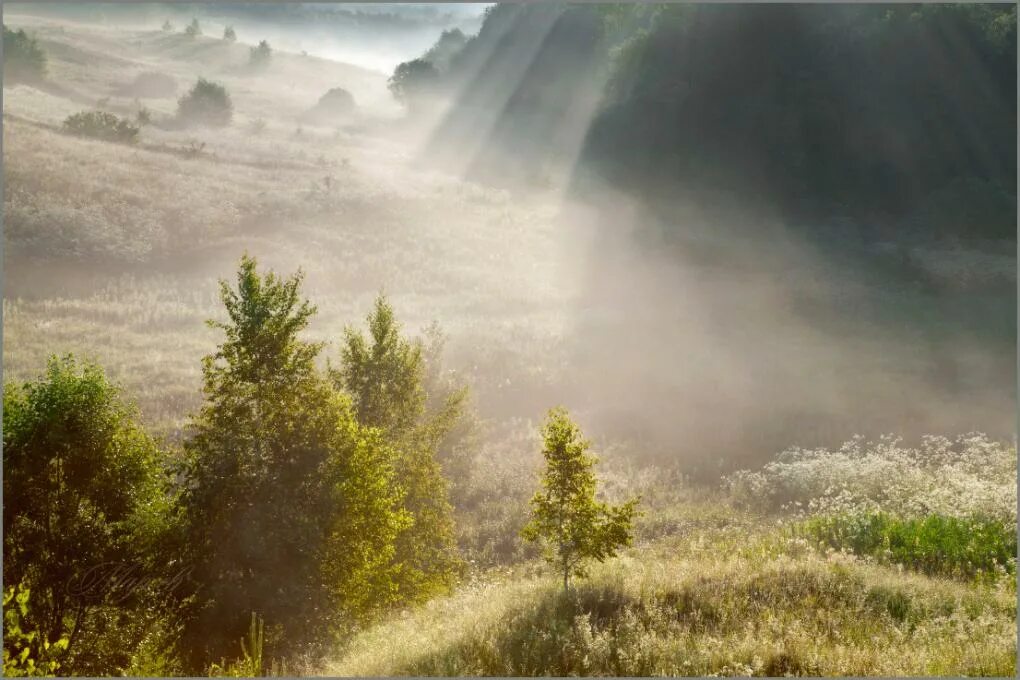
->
419;3;1016;241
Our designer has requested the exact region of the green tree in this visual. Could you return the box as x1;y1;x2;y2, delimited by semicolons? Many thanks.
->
2;356;171;673
223;25;237;42
521;408;639;591
2;25;47;83
177;256;406;670
388;59;440;112
335;296;464;603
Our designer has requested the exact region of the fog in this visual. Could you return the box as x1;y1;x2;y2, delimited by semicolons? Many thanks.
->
4;3;1015;478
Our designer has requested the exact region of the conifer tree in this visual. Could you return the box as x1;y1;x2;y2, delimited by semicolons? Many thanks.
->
177;256;406;669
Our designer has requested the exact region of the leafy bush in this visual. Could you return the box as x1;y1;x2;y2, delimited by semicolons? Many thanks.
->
3;355;170;674
62;110;140;143
3;25;47;83
222;25;236;42
3;585;68;677
799;512;1016;580
161;19;173;32
249;39;272;68
303;87;356;124
177;77;233;127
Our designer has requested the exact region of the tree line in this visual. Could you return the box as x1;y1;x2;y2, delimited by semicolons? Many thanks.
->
3;255;636;675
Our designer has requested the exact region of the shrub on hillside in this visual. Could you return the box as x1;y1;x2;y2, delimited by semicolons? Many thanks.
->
302;87;357;124
3;25;47;83
62;110;140;143
222;25;236;42
249;40;272;69
177;77;233;127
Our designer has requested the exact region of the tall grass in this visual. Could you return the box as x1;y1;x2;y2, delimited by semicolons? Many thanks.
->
330;530;1016;676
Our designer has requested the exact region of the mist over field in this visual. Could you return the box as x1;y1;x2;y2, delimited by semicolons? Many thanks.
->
2;3;1017;677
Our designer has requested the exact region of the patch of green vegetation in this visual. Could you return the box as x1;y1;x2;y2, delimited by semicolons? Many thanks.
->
799;512;1017;580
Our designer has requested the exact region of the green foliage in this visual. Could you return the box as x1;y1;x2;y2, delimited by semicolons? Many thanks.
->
177;77;233;127
161;19;173;32
249;40;272;69
521;408;639;590
800;512;1017;581
388;59;440;112
3;585;68;677
3;355;169;674
336;295;464;603
185;18;202;38
62;110;140;143
223;25;237;42
177;256;407;671
3;25;47;83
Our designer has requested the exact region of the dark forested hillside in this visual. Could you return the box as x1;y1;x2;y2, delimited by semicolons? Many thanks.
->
427;3;1017;242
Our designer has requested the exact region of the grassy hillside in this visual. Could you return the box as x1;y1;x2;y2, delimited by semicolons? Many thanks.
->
330;524;1015;676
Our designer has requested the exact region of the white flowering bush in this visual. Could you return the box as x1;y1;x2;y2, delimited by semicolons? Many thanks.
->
725;433;1016;527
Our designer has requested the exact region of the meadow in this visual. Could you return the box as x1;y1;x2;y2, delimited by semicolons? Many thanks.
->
3;8;1017;677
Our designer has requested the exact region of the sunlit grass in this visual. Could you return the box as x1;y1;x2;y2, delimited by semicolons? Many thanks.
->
329;524;1016;676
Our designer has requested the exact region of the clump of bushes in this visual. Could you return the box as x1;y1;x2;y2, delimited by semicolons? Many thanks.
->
177;77;233;127
161;19;174;32
62;110;140;144
3;25;47;83
222;25;236;42
249;40;272;69
799;512;1016;580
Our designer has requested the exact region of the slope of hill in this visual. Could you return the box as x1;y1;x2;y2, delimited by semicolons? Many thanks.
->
329;524;1015;676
